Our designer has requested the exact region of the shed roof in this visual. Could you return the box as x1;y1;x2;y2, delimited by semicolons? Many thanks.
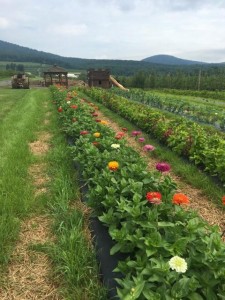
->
45;64;68;73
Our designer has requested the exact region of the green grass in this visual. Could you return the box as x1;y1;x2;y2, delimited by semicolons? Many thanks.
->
0;88;48;264
0;86;106;298
44;132;107;299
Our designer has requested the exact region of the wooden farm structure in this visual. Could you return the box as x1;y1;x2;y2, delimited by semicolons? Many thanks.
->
87;68;128;90
87;69;112;89
43;65;68;87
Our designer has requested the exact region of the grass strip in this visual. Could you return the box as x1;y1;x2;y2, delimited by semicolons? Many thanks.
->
42;102;107;300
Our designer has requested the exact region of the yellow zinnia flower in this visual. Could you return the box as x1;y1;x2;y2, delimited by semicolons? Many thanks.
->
108;161;119;171
93;132;101;138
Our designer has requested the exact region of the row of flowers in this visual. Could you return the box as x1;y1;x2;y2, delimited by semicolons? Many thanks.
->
80;87;225;185
109;88;225;131
51;85;225;299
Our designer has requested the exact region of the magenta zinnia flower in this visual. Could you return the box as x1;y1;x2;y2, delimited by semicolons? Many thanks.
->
143;144;155;151
156;162;171;172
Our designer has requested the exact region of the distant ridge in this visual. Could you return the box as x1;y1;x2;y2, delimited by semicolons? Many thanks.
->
142;54;207;65
1;40;224;76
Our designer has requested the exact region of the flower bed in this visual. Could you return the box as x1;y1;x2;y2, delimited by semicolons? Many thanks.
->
81;87;225;184
51;86;225;299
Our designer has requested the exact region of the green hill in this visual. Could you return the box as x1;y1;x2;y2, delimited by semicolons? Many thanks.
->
142;54;207;65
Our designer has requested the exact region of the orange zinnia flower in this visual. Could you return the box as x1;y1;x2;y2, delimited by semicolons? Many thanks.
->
172;193;190;205
108;161;119;171
222;196;225;205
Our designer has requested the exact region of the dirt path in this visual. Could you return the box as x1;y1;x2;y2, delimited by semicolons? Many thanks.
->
0;123;62;299
97;111;225;234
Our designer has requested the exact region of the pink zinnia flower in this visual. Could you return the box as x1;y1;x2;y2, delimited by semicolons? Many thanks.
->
156;162;171;172
138;137;145;142
131;130;141;136
143;144;155;151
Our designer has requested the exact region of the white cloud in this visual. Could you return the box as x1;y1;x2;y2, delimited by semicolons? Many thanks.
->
49;23;88;36
0;17;9;28
1;0;225;62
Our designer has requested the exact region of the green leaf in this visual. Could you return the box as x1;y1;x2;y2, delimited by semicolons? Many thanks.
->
158;222;175;228
188;293;204;300
171;278;198;298
172;237;189;255
110;242;122;255
129;281;145;300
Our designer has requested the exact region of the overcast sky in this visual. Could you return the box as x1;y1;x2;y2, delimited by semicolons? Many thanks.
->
1;0;225;63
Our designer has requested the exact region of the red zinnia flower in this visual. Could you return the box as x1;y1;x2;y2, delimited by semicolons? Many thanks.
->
172;193;190;205
222;196;225;205
146;192;162;205
80;130;89;135
70;105;78;109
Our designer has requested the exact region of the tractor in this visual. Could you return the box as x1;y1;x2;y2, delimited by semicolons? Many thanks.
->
11;74;30;89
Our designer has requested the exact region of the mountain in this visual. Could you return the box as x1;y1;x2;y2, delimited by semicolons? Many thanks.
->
142;54;207;65
0;40;163;75
0;40;224;76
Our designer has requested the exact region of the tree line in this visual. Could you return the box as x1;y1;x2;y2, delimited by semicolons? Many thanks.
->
117;68;225;90
5;63;25;72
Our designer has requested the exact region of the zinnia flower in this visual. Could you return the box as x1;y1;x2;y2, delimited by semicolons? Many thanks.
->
156;162;171;172
172;193;190;205
80;130;89;135
93;132;101;138
138;137;145;142
146;192;162;205
143;144;155;151
92;112;98;117
92;141;100;147
169;256;188;273
131;130;141;136
122;127;128;132
100;120;108;125
115;132;125;140
108;161;119;171
222;196;225;205
111;144;120;149
95;119;101;122
70;104;78;109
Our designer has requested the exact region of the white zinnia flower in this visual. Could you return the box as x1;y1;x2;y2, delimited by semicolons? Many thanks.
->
67;101;71;104
169;256;187;273
111;144;120;149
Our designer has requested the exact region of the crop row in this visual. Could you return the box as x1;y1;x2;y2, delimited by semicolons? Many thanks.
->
51;85;225;299
109;89;225;131
80;87;225;185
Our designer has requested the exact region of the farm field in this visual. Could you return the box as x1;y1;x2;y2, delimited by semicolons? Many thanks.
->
52;85;225;299
0;82;225;299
